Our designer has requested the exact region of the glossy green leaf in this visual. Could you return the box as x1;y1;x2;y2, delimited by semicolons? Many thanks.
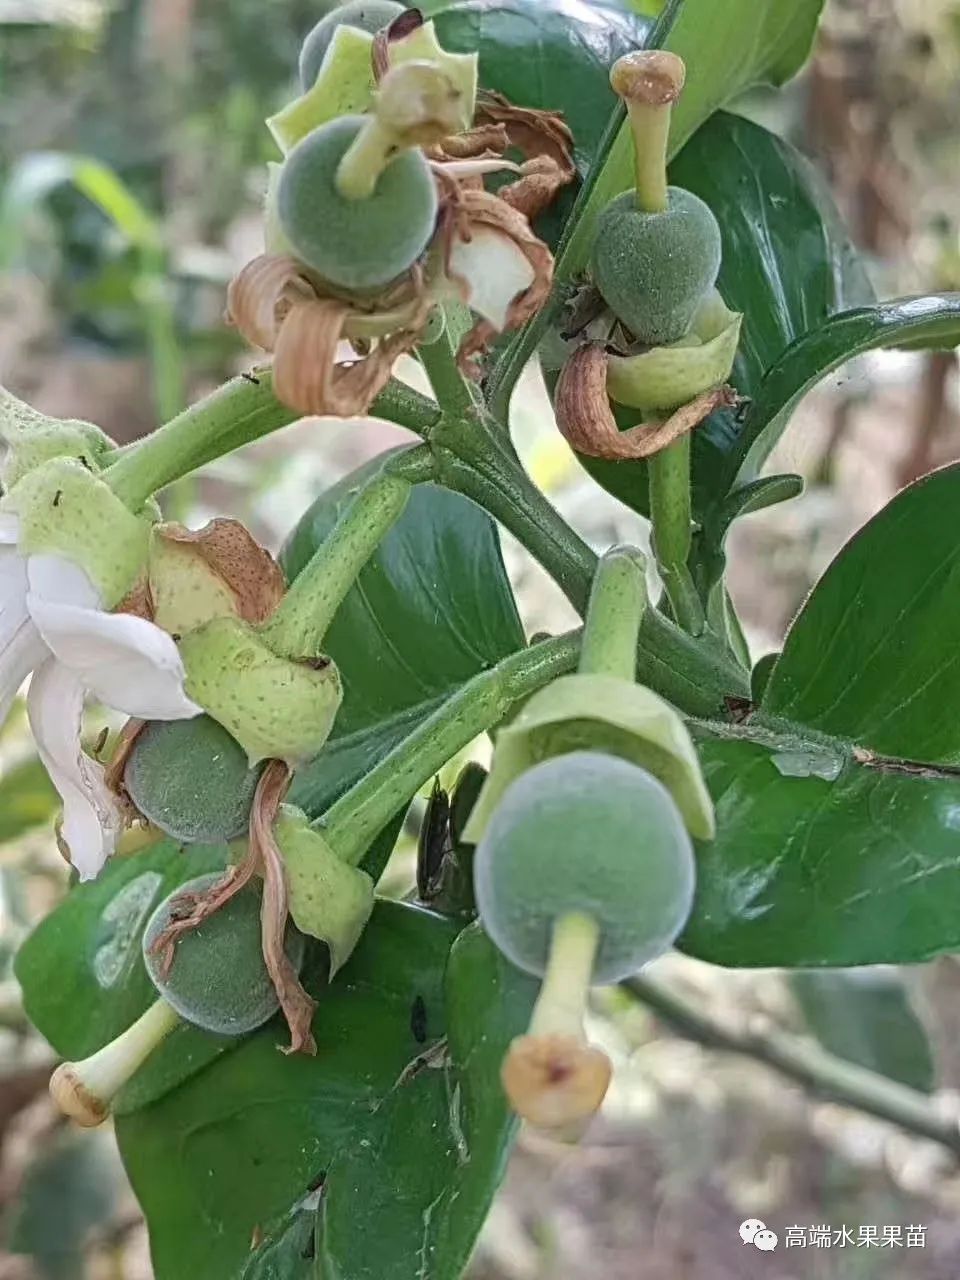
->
284;465;524;827
579;111;867;521
14;840;234;1111
790;969;934;1093
117;904;536;1280
682;465;960;967
731;292;960;490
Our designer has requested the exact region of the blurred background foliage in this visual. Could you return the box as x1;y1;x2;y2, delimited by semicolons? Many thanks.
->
1;1;960;1277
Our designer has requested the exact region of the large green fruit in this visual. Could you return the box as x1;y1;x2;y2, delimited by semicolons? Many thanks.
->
474;751;695;983
142;875;306;1036
277;115;438;291
298;1;405;91
124;716;264;844
592;187;722;344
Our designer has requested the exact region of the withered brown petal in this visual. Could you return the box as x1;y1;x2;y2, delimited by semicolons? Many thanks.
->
156;519;286;626
555;343;735;461
226;254;315;352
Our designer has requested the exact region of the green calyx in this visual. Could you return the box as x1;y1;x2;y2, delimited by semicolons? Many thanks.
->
605;291;742;413
269;14;477;154
142;873;306;1037
0;386;114;487
474;751;696;983
592;186;723;346
177;615;343;766
464;673;715;843
274;805;375;975
0;457;152;606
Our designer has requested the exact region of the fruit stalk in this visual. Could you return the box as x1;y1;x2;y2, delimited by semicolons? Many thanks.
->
577;546;646;681
258;444;436;659
501;910;612;1137
49;998;180;1127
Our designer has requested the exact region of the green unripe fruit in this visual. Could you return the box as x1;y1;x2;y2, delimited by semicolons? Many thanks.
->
298;1;405;90
277;115;438;292
142;875;306;1036
592;187;722;345
124;716;265;844
474;751;695;984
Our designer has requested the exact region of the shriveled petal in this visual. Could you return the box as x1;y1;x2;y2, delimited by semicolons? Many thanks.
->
28;660;123;881
27;591;200;720
448;227;536;332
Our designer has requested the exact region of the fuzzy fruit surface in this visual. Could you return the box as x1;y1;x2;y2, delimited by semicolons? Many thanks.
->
123;716;265;844
592;187;722;345
277;115;438;291
474;751;695;984
298;0;404;90
142;874;306;1036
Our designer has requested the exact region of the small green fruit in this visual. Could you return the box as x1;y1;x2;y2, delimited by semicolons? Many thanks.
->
142;874;306;1036
299;1;405;90
123;716;265;844
591;187;722;345
474;751;695;984
277;115;438;291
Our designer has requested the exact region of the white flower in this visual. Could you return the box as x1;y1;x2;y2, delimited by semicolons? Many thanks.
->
0;514;200;880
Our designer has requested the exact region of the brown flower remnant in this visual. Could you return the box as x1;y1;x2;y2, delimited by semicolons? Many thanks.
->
151;518;286;626
442;186;555;375
226;255;433;419
554;342;736;461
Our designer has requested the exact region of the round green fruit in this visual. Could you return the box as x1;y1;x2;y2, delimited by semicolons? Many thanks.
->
298;0;405;90
124;715;265;844
142;874;306;1036
474;751;695;983
277;115;438;291
591;187;722;345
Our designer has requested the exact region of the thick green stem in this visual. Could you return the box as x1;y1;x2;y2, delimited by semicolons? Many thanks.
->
102;374;439;510
648;434;705;635
260;446;436;657
578;547;647;680
530;912;599;1038
321;631;581;866
418;329;480;421
432;415;746;716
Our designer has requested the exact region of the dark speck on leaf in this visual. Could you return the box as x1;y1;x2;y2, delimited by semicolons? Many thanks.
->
52;490;62;508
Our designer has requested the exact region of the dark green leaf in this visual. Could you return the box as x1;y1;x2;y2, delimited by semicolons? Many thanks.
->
284;467;523;828
731;293;960;492
0;755;59;843
117;904;535;1280
790;969;934;1093
682;465;960;967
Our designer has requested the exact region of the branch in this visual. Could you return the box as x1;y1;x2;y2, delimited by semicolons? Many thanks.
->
623;974;960;1157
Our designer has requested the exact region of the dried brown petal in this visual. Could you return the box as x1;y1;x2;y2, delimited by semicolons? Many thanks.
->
250;760;317;1056
114;577;154;623
226;254;315;351
104;717;146;803
476;91;575;178
146;857;261;981
433;122;510;160
555;343;735;460
446;189;554;375
154;519;286;626
372;7;426;81
499;155;570;222
272;297;426;418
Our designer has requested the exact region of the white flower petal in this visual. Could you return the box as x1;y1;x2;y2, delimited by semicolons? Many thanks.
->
0;514;20;545
27;597;201;720
27;554;101;610
27;660;123;881
0;544;44;728
449;227;536;332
